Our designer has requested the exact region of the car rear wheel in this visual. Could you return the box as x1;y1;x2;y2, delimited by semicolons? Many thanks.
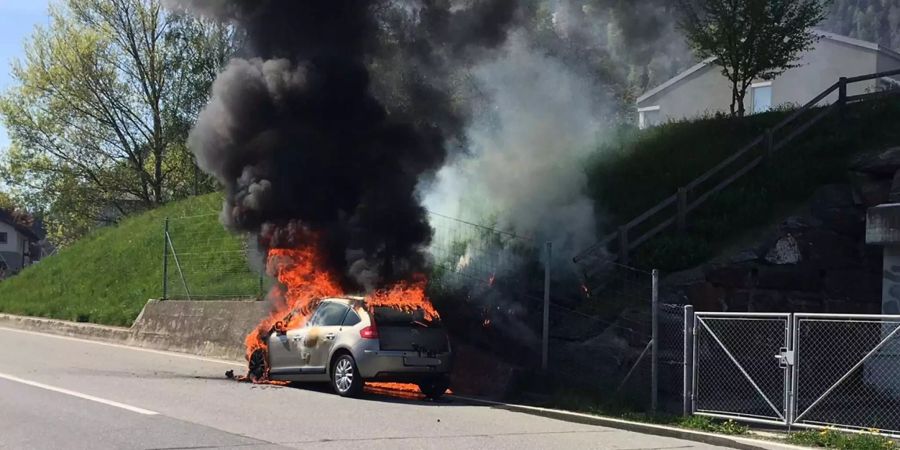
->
418;375;450;399
331;354;363;397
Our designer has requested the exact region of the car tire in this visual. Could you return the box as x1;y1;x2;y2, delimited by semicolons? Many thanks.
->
331;354;363;397
418;375;450;399
247;348;268;382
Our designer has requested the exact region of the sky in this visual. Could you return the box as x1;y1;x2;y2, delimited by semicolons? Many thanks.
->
0;0;52;151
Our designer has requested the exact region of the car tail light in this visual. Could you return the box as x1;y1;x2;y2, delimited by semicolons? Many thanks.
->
360;324;378;339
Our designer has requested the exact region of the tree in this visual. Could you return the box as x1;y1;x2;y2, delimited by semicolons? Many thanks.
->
0;190;13;211
0;0;233;243
677;0;828;117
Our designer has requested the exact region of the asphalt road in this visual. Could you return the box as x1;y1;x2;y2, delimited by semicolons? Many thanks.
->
0;327;736;450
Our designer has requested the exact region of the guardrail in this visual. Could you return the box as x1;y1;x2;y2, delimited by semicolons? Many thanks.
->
574;68;900;265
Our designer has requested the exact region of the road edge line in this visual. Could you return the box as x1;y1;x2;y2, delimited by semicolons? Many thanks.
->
450;395;807;450
0;372;159;415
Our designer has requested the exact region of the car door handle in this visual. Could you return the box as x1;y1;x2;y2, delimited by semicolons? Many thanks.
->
325;333;336;340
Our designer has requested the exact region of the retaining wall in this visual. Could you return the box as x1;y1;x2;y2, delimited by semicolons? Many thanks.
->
0;299;270;362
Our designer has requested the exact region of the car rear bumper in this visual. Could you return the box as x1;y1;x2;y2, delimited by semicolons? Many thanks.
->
355;345;452;380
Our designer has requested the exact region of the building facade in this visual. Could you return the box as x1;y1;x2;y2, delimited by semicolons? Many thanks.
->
637;30;900;128
0;214;39;276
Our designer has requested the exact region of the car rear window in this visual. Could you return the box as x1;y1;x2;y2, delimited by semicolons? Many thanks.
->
371;307;440;327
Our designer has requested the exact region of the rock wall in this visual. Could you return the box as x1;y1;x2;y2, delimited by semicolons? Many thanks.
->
662;148;900;313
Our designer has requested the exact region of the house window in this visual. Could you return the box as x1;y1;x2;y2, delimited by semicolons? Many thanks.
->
752;82;773;113
0;232;7;244
638;106;661;129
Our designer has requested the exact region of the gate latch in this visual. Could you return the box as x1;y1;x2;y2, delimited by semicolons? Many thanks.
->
775;347;794;368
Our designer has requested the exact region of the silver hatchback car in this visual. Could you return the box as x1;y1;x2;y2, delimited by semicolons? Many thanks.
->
260;297;453;397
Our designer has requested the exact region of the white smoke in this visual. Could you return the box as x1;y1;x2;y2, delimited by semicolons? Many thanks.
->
423;33;608;266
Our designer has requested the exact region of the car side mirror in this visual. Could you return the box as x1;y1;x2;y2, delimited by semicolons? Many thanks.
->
274;321;287;335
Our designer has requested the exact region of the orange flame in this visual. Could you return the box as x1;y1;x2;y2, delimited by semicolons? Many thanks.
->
244;243;441;382
364;275;439;321
244;245;342;362
366;382;453;399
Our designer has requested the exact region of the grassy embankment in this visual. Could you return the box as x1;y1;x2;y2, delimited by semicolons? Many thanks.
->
0;193;256;326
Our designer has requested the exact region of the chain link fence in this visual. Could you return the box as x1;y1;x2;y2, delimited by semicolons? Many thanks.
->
793;314;900;434
163;214;264;300
161;211;900;431
690;312;900;436
553;261;655;410
693;313;791;422
162;209;681;414
429;212;679;414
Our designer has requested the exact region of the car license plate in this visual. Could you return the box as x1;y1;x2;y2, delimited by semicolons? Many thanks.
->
404;356;441;366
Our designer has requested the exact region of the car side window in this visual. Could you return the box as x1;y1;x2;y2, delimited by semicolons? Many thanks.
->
307;307;325;327
312;302;349;327
342;310;361;327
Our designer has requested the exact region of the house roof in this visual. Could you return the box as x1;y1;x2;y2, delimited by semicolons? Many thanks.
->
636;57;717;104
0;210;40;242
637;30;900;104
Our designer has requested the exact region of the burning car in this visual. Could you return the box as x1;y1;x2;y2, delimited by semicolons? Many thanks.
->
248;296;452;398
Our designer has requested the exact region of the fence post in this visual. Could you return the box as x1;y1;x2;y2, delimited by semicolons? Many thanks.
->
838;77;848;121
683;304;695;416
677;188;688;232
651;268;659;413
542;242;552;371
258;271;264;299
162;217;169;301
618;227;629;265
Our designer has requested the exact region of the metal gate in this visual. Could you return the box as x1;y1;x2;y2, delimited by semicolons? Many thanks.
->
693;313;792;425
792;314;900;433
692;312;900;435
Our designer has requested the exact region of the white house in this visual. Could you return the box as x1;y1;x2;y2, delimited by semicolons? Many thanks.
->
0;210;39;276
637;30;900;128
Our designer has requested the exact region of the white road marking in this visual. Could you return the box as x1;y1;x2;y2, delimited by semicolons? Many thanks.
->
0;327;245;367
0;372;159;415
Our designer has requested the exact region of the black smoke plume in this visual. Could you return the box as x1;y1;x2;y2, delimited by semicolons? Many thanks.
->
178;1;520;291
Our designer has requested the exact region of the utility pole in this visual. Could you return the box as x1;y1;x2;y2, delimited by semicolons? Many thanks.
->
542;242;552;371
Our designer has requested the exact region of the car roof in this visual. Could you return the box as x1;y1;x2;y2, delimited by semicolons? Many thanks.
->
319;296;364;306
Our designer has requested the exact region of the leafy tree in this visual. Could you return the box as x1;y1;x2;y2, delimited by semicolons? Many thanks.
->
677;0;828;117
0;0;233;244
0;189;15;212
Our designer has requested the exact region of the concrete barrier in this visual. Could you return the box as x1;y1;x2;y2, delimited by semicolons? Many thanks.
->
0;299;270;362
0;313;134;343
131;299;269;361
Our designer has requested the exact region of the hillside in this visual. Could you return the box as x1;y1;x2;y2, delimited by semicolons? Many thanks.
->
0;194;257;326
588;96;900;272
4;96;900;326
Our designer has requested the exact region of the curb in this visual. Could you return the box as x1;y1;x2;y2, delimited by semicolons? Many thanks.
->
451;396;807;450
0;313;133;343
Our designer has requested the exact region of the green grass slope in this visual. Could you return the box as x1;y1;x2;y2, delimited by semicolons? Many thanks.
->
588;97;900;271
0;194;256;326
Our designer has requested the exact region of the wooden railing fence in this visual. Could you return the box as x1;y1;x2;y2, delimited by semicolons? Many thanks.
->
574;68;900;265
